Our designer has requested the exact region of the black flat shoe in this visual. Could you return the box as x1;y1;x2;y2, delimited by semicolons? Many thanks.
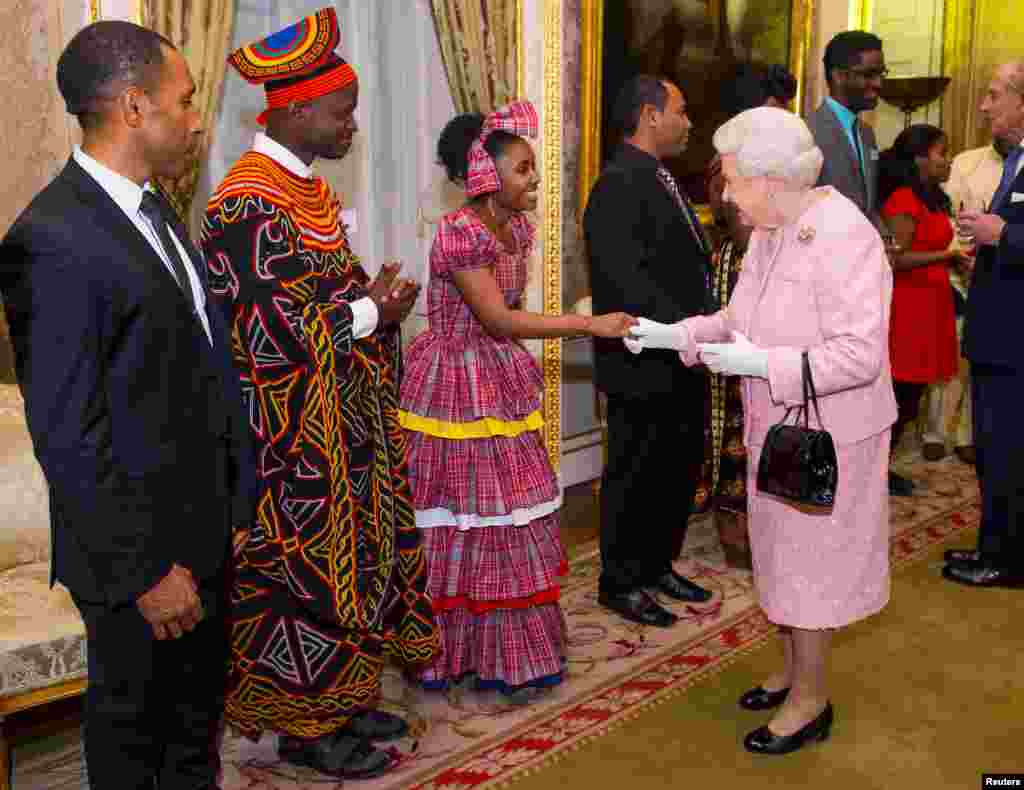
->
739;685;790;711
942;563;1024;588
343;709;409;741
743;702;833;755
654;571;712;603
278;732;394;779
943;548;981;566
598;588;678;628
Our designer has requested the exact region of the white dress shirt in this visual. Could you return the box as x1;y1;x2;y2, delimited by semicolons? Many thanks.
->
252;133;379;339
73;146;213;345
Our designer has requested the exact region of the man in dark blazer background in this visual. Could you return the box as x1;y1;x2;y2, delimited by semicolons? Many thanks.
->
584;75;713;628
805;31;916;498
0;22;255;789
945;59;1024;588
806;30;885;229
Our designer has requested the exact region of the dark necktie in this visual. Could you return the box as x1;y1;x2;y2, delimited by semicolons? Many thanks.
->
991;146;1023;211
138;190;197;313
656;165;709;255
851;119;865;182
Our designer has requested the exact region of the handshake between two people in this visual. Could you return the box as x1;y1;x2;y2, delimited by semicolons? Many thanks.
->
623;317;769;378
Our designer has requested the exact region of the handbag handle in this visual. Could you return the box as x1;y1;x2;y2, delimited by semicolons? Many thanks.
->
801;350;825;430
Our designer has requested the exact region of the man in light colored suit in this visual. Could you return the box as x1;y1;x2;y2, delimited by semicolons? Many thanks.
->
806;31;911;496
806;31;886;228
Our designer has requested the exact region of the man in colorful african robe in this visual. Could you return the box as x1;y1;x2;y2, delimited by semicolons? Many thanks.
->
201;8;438;780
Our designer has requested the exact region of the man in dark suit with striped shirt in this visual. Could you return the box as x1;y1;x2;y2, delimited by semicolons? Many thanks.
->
585;75;713;628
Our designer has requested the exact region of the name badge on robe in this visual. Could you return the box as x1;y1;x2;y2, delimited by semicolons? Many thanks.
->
1011;192;1024;204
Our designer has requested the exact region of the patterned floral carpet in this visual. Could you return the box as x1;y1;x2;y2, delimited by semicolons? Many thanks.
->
13;455;979;790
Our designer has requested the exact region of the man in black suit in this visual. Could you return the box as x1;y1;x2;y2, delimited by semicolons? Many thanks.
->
0;22;255;789
945;59;1024;588
584;75;712;628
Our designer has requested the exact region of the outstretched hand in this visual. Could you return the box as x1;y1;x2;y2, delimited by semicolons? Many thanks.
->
589;312;638;338
622;317;690;353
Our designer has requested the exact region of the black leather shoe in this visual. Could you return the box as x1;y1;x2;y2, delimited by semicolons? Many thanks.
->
743;702;833;755
343;709;409;741
654;571;712;603
943;548;981;566
598;588;678;627
942;563;1024;588
278;732;394;779
739;685;790;711
888;472;914;497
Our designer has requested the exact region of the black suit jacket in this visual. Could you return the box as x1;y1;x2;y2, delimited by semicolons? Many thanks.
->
963;161;1024;369
584;143;711;397
0;158;257;607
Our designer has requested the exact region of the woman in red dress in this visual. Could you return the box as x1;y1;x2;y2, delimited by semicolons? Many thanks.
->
879;124;969;470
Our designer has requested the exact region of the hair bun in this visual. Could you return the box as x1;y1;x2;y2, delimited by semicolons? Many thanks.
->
437;113;486;183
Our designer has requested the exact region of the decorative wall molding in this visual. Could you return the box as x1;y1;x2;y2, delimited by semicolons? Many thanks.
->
542;0;562;472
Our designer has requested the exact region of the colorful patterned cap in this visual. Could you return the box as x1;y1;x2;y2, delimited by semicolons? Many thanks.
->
466;101;539;198
228;7;357;126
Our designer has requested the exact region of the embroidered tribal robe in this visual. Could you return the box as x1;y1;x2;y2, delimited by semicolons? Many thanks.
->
202;151;438;739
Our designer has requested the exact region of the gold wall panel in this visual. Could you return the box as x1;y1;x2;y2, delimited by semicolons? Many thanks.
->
542;0;562;471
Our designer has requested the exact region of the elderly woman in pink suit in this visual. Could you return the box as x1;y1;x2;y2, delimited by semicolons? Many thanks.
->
629;107;897;755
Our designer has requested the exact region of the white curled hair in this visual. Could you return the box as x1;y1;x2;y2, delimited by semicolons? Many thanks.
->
713;106;824;189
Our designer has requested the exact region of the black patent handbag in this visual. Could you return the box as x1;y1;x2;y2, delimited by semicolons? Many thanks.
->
756;351;838;508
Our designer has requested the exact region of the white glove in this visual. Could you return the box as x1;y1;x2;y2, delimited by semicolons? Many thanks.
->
696;331;769;378
622;317;690;355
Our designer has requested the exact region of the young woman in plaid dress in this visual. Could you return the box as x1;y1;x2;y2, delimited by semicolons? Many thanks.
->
399;103;635;700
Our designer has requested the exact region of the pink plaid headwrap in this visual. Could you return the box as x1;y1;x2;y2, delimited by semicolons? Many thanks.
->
465;101;539;198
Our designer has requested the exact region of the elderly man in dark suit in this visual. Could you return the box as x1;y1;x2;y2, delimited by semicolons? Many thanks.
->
945;60;1024;589
0;22;255;789
584;75;713;628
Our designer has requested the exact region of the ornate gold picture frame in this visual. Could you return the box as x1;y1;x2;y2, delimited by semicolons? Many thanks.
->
577;0;815;219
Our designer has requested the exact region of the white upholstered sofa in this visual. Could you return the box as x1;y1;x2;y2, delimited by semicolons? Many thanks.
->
0;383;86;789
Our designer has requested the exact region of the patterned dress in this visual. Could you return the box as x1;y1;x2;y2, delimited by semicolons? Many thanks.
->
400;207;566;693
202;150;438;739
699;239;748;516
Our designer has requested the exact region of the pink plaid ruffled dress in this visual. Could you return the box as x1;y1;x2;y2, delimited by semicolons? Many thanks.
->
400;206;566;694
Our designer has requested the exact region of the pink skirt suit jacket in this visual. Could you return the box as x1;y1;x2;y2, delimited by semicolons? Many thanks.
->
681;187;898;628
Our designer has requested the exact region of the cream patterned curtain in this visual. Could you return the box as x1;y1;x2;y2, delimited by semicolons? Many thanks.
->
142;0;235;220
430;0;517;114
